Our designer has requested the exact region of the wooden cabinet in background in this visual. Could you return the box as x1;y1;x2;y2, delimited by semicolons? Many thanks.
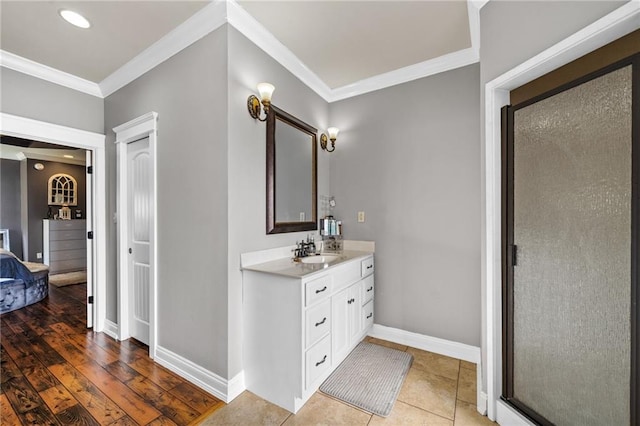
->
43;219;86;274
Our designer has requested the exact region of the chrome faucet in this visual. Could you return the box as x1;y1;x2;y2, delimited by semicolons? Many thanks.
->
293;235;317;258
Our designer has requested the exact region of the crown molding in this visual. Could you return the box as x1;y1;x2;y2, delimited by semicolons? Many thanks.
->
226;0;333;101
330;47;479;102
99;0;227;98
468;1;482;57
2;0;483;103
0;50;103;98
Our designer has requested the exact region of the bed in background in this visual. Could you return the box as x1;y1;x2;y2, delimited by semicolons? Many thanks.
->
0;249;49;314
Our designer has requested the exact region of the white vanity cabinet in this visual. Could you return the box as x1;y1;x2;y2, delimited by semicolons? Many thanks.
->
242;252;374;413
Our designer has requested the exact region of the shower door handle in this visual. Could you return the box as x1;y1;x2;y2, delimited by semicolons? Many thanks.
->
512;245;518;266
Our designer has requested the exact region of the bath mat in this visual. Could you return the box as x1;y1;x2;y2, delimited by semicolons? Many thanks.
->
320;341;413;417
49;271;87;287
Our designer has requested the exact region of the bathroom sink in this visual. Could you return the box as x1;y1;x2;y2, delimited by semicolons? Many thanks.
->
300;254;340;264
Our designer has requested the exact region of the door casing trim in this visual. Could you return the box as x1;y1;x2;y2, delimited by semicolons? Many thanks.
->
483;2;640;422
0;112;107;333
114;111;158;358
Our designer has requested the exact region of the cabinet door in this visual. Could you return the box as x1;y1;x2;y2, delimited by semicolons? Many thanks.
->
331;287;350;363
347;283;362;345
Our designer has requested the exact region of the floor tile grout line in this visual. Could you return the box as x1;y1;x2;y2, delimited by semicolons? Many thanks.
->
395;398;456;422
406;363;461;384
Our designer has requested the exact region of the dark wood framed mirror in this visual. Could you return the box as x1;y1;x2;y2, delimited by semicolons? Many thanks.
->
266;105;318;234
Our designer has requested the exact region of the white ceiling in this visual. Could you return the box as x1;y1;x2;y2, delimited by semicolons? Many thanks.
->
0;1;209;82
0;143;86;165
0;0;479;99
238;1;471;89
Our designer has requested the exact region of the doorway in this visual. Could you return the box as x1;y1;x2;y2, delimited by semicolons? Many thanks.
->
502;55;638;425
0;112;107;332
114;112;158;358
484;8;640;422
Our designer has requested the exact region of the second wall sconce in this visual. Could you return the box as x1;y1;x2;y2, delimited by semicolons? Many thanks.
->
247;82;275;122
320;127;339;152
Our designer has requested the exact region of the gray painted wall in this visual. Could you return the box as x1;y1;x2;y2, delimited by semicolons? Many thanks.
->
330;64;481;347
227;26;330;377
26;159;86;262
479;0;628;396
104;27;229;376
0;68;104;133
0;158;23;258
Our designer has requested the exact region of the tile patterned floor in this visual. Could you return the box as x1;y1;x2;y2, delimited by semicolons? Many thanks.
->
199;336;496;425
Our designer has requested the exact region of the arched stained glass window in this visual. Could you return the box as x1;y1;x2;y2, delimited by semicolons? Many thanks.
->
48;173;78;206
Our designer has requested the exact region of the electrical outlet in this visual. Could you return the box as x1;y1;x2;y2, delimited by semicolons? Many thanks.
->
36;252;42;259
357;211;365;223
299;212;305;221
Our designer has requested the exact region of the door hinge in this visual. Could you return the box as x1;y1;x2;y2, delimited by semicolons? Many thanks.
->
512;244;518;266
87;231;93;240
88;296;94;304
87;166;93;174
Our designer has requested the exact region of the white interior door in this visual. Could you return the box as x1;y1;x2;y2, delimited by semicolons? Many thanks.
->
127;137;151;345
85;150;93;328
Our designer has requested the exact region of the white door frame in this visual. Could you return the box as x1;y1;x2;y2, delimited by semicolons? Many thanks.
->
483;3;640;423
0;112;107;332
114;112;158;358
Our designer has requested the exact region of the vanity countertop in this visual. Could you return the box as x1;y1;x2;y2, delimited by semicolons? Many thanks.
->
242;250;373;279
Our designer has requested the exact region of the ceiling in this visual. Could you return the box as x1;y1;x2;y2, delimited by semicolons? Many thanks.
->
238;1;471;89
0;1;210;82
0;0;478;98
0;136;86;165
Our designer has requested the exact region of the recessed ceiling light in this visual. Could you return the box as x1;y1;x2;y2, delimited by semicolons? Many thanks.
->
59;9;91;29
63;154;74;159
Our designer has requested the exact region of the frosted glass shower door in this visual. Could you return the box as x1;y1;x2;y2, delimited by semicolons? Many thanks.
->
507;65;632;425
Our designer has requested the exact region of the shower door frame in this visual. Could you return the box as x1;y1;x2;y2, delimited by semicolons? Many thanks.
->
501;53;640;425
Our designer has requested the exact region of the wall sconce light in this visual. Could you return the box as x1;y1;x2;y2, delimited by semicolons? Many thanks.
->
320;127;339;152
247;82;275;122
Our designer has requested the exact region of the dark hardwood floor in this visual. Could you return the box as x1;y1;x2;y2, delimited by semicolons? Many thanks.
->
1;282;224;425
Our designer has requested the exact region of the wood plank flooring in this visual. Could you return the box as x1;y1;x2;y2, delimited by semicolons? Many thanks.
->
1;283;224;425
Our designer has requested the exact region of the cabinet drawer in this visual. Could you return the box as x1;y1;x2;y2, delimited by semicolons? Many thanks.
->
363;300;374;329
305;275;332;306
362;275;374;304
50;258;86;274
50;230;85;241
361;257;374;277
306;299;331;349
305;335;331;389
49;220;85;230
50;239;86;251
50;249;86;262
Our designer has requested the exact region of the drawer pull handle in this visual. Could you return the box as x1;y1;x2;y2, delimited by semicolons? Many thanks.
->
366;265;373;269
347;298;355;305
315;317;327;327
366;313;373;319
367;286;373;292
315;286;327;294
316;355;327;367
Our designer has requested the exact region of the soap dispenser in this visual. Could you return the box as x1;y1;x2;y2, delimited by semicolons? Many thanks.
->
309;235;316;255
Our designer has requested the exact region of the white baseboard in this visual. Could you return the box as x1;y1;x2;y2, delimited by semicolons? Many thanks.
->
102;319;119;340
369;323;481;363
155;345;245;403
369;324;486;416
477;364;487;415
227;370;246;402
477;390;488;415
496;400;536;426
